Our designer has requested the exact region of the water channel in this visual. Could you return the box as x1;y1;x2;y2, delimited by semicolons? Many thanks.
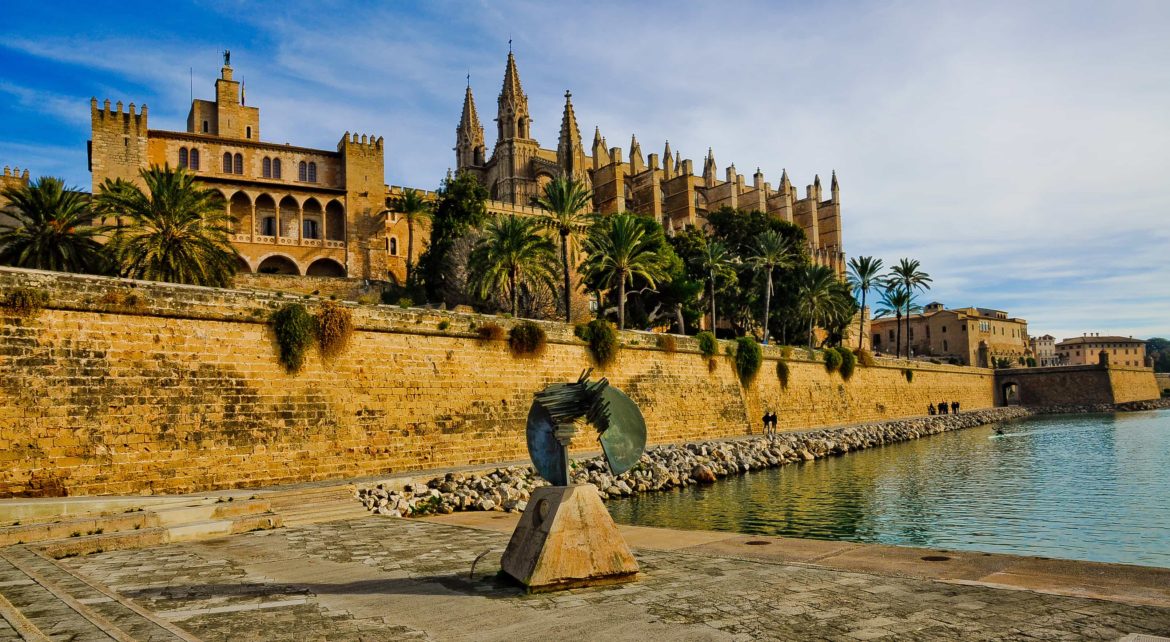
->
608;409;1170;568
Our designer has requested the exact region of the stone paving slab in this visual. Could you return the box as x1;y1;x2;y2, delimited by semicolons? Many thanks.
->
14;517;1163;641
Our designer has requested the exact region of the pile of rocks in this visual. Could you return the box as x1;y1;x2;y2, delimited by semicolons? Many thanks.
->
357;407;1032;518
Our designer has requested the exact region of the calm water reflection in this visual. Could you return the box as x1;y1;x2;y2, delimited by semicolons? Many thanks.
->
608;409;1170;568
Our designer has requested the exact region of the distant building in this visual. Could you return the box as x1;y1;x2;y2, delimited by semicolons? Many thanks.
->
1029;334;1058;366
870;302;1029;367
1056;334;1147;367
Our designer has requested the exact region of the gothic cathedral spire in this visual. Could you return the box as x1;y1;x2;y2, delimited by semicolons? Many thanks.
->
456;84;485;169
496;51;530;142
557;90;586;179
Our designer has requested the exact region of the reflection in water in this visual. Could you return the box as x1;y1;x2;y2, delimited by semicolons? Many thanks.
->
608;409;1170;568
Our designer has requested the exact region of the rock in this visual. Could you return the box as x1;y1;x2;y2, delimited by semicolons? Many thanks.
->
691;464;717;483
477;499;496;511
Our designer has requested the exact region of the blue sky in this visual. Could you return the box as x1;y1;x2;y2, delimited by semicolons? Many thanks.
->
2;1;1168;341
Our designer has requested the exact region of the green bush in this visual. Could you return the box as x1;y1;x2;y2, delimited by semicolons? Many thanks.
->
581;319;619;366
1026;357;1037;368
573;323;590;341
838;346;856;381
904;368;914;383
397;297;412;309
272;303;316;372
476;322;505;341
656;334;677;353
734;337;762;382
696;331;717;359
2;287;49;318
437;320;450;331
855;347;875;367
508;321;547;357
776;359;790;389
316;301;353;360
780;345;793;359
823;347;843;373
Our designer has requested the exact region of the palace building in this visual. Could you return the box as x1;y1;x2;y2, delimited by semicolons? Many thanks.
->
87;54;417;283
457;52;845;275
870;302;1030;367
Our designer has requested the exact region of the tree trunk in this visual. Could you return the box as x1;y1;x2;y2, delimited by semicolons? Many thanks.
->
709;270;717;334
560;230;571;324
905;302;912;359
510;267;518;317
406;214;415;285
675;303;685;335
762;271;772;344
808;316;815;351
618;272;627;330
895;312;902;358
857;288;866;351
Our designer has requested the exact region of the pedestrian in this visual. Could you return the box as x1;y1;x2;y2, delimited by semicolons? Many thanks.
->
928;403;936;415
952;401;960;414
939;400;949;415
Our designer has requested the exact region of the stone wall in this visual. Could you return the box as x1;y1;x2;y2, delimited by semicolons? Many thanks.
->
995;364;1159;406
0;268;1008;498
232;273;386;302
1156;373;1170;397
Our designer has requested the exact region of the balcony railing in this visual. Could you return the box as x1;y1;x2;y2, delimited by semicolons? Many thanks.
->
235;234;345;249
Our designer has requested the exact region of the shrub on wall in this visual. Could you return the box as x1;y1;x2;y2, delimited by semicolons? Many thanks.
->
437;320;450;331
578;319;619;366
696;331;717;359
272;303;316;373
734;337;763;383
780;345;794;359
316;301;353;360
855;348;876;367
776;359;790;389
2;287;49;318
508;321;547;357
838;346;857;381
656;334;677;353
476;322;505;341
904;368;914;383
823;347;843;373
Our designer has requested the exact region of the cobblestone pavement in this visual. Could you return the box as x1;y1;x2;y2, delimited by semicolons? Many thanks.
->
1;517;1168;641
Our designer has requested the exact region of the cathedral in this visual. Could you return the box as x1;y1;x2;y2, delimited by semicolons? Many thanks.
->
456;52;845;274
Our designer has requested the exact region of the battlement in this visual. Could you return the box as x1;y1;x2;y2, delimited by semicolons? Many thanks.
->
1;166;30;182
90;97;149;123
339;131;384;151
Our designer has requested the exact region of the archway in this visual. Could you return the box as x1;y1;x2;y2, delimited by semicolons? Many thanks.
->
1000;381;1020;406
305;258;346;277
325;200;345;241
257;255;300;275
228;191;251;234
255;194;277;238
234;256;252;274
281;195;302;239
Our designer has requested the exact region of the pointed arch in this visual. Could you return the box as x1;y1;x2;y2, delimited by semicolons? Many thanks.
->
255;193;277;237
228;191;252;235
325;200;345;242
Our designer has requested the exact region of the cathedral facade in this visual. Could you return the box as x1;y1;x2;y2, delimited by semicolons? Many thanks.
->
456;52;845;274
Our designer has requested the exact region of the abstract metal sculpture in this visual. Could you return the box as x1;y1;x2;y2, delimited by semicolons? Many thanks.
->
525;370;647;485
501;370;645;591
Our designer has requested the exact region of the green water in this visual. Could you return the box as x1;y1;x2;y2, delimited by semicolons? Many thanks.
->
608;409;1170;568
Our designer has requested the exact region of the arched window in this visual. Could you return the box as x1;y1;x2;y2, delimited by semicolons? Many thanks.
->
303;219;319;239
246;126;252;139
389;237;398;255
262;157;272;178
202;120;209;133
178;147;188;168
307;162;317;183
272;158;281;179
298;161;307;181
189;149;200;170
233;153;243;174
223;152;232;173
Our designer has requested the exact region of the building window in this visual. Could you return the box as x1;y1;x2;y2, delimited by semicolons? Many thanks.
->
298;161;307;181
303;219;319;239
246;126;252;139
307;162;317;183
888;330;894;340
202;120;209;133
942;326;947;333
189;149;199;170
178;147;188;168
262;217;276;236
234;153;243;174
873;333;881;346
223;152;232;173
389;237;398;255
272;158;281;179
262;157;272;178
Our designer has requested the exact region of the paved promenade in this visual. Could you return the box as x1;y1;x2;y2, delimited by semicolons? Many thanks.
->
2;514;1170;641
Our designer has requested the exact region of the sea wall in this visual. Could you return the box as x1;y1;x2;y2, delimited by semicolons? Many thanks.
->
0;267;1008;498
995;364;1159;406
233;272;385;302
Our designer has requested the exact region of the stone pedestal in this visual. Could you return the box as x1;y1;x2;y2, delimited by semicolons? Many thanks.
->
500;484;639;592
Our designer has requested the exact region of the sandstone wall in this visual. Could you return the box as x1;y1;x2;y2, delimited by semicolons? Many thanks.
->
1;268;1000;498
1156;373;1170;396
232;273;386;302
995;364;1159;406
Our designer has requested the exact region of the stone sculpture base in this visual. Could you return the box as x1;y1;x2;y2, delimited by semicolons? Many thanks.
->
500;484;639;593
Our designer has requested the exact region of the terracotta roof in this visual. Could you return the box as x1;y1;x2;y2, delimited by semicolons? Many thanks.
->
1056;336;1145;346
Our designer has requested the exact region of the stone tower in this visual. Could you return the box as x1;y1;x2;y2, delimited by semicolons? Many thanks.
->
186;58;260;141
491;52;540;204
556;91;588;181
89;99;149;192
455;82;486;169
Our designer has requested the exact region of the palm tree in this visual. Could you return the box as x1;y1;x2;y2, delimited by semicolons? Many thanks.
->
796;264;847;350
692;239;736;334
391;188;432;285
746;230;795;344
532;176;593;324
467;215;557;317
0;176;110;274
874;285;920;358
888;258;932;358
95;166;238;287
847;255;884;351
581;214;668;330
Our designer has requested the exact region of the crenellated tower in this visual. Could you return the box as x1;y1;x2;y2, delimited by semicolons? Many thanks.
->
88;98;149;192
